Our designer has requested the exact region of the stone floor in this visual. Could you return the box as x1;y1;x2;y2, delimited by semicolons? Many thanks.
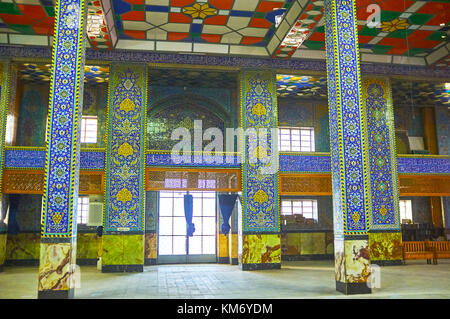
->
1;260;450;299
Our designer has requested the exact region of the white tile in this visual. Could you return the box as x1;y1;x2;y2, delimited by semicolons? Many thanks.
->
145;0;169;5
160;23;191;32
122;20;152;31
0;34;7;44
170;7;181;13
292;49;326;59
193;43;228;54
399;13;412;19
229;45;268;56
218;10;230;16
202;24;231;35
147;28;167;40
220;32;242;44
276;20;291;40
15;0;40;4
192;19;203;24
146;12;169;26
267;34;280;54
405;1;426;13
231;0;258;11
285;2;300;25
239;27;268;37
115;39;155;51
9;34;48;46
419;25;441;31
227;16;251;30
393;55;426;66
368;36;383;45
156;41;192;52
425;45;449;65
408;24;420;30
361;53;392;64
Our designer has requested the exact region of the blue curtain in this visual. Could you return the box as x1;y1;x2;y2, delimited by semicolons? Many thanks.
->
8;195;20;235
218;194;237;236
184;194;195;237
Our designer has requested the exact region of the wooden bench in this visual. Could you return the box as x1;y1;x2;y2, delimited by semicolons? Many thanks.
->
402;241;435;265
427;241;450;264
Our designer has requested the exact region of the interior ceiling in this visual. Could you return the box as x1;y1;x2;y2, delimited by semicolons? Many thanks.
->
0;0;448;68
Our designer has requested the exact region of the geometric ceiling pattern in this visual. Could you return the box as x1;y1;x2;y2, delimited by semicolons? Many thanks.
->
0;0;448;69
302;0;449;58
19;63;110;84
113;0;291;47
276;74;327;98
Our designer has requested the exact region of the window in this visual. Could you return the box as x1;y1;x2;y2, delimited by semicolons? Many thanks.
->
279;127;315;152
77;196;89;224
399;199;413;223
281;199;318;221
81;115;98;143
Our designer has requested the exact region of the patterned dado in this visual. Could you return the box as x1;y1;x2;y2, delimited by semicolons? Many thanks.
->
104;64;146;232
0;61;10;194
241;70;279;233
362;78;400;231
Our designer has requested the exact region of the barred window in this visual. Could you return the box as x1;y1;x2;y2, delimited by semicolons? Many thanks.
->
281;199;318;221
77;196;89;225
399;199;413;223
279;127;315;152
81;115;98;143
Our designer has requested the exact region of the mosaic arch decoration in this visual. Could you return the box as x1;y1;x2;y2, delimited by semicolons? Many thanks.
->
324;0;370;235
104;64;147;232
241;70;279;232
41;0;86;237
0;61;10;194
363;78;400;231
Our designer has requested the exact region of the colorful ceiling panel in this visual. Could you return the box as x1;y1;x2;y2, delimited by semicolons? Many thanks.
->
302;0;449;59
276;74;328;98
113;0;292;46
19;63;110;84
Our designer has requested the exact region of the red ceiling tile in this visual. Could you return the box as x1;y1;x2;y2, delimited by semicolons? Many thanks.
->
417;2;449;14
168;32;189;41
308;32;324;42
32;22;54;35
204;15;228;25
0;13;35;25
358;35;373;44
256;1;284;12
171;0;195;7
407;30;441;49
241;36;263;45
249;17;271;28
378;37;408;55
169;12;191;23
17;5;48;20
355;0;374;20
209;0;233;10
125;0;144;4
123;29;146;39
121;10;145;21
201;33;221;43
374;0;414;12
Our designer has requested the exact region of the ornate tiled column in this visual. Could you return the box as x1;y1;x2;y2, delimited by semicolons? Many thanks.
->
324;0;371;294
102;63;146;273
0;61;10;272
229;198;239;265
239;70;280;271
38;0;86;299
362;78;402;266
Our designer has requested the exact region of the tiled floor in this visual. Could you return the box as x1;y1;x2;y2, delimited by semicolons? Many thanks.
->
1;260;450;299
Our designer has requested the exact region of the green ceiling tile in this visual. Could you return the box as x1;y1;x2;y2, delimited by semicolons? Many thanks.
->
253;12;265;18
0;3;21;15
408;13;433;25
303;40;324;50
371;44;392;54
315;25;325;33
380;11;401;22
405;47;429;56
9;24;34;34
132;4;145;11
387;29;414;39
427;31;447;41
44;6;55;17
359;25;380;37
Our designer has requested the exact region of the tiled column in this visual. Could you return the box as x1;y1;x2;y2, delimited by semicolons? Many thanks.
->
324;0;371;294
144;191;157;265
362;78;402;266
38;0;86;299
239;70;280;271
0;61;10;272
102;63;147;273
229;199;239;265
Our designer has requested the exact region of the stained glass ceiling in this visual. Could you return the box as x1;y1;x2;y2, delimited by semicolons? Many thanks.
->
0;0;448;68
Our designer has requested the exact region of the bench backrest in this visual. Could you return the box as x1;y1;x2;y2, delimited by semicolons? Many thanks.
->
428;241;450;252
403;241;427;252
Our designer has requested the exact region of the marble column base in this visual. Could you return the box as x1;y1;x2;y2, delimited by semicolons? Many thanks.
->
102;264;143;273
0;233;7;271
38;288;74;299
102;234;144;272
231;258;238;265
369;232;402;264
239;233;281;271
371;259;403;266
144;258;156;266
217;257;229;264
38;242;76;299
336;281;371;295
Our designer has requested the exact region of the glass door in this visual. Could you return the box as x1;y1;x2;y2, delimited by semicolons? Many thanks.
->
158;191;216;264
